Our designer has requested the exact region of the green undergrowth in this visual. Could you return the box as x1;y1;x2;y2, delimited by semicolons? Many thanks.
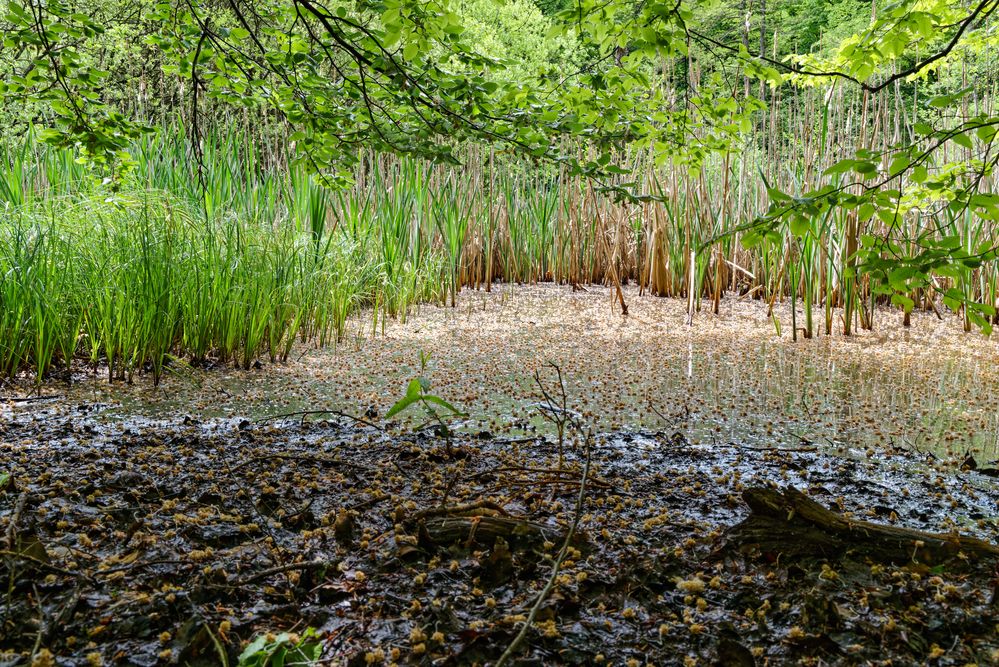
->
0;131;448;383
1;193;444;384
4;116;999;384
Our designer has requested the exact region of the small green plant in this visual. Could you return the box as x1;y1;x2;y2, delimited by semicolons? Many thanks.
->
237;628;322;667
386;351;466;456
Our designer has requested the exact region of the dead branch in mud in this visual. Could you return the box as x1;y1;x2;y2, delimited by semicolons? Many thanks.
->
410;500;510;521
4;490;28;550
728;486;999;565
417;515;576;551
231;559;333;586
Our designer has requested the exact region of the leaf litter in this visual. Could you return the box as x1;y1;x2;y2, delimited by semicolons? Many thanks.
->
2;285;999;666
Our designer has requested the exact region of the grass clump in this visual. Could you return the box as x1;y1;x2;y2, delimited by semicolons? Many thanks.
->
0;185;442;384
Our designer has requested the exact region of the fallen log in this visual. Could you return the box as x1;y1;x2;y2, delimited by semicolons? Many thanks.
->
727;486;999;566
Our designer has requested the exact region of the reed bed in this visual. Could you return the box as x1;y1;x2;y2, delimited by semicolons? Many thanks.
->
3;74;999;384
0;134;446;384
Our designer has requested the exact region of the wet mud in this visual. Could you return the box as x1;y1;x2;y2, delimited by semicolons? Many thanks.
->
3;406;999;666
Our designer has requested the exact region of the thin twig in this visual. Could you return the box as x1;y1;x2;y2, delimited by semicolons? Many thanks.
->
96;558;197;576
232;559;332;586
534;362;580;468
0;550;90;581
185;598;230;667
254;409;383;431
494;431;592;667
4;491;28;550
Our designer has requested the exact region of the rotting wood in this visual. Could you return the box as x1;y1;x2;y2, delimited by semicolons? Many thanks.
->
410;499;510;521
728;486;999;565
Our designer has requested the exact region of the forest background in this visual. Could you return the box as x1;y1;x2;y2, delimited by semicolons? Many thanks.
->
1;0;996;383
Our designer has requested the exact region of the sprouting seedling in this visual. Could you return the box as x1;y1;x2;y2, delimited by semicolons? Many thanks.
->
386;352;466;456
237;627;322;666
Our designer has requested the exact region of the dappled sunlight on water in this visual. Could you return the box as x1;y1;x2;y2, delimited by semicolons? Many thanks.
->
43;284;999;458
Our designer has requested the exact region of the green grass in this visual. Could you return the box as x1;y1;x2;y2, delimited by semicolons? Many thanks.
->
0;133;449;384
0;192;444;384
3;105;998;384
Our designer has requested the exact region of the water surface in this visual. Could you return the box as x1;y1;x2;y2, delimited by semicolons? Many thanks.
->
17;284;999;460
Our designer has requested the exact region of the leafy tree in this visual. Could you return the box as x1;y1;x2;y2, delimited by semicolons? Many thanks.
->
4;0;999;328
455;0;580;82
736;0;999;331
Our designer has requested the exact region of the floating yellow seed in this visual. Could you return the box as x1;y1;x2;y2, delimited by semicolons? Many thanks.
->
676;577;705;594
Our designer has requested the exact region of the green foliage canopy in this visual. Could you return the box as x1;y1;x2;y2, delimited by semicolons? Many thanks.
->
4;0;999;326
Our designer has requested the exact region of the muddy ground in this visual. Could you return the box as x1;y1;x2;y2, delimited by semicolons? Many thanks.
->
3;400;999;666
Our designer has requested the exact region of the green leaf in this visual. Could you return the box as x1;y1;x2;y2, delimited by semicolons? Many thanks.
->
824;159;856;176
6;2;29;25
238;635;270;664
857;203;875;222
406;378;422;399
386;393;421;418
952;132;973;149
767;186;791;203
976;125;997;143
891;294;914;311
741;230;763;249
852;161;876;176
789;215;809;237
888;154;910;176
419;395;466;416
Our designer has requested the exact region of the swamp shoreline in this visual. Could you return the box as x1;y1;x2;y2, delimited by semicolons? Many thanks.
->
3;287;999;665
2;410;999;665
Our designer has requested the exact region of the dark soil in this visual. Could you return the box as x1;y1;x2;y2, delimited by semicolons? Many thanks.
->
2;404;999;666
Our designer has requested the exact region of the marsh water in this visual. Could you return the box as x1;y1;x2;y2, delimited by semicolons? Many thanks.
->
5;284;999;666
15;284;999;462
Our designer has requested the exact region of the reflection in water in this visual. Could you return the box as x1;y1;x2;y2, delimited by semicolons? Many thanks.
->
33;284;999;459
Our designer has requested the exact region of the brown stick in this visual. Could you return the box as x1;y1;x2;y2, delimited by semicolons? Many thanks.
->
232;559;332;586
4;491;28;550
0;550;87;580
494;431;593;666
410;500;510;521
731;486;999;565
